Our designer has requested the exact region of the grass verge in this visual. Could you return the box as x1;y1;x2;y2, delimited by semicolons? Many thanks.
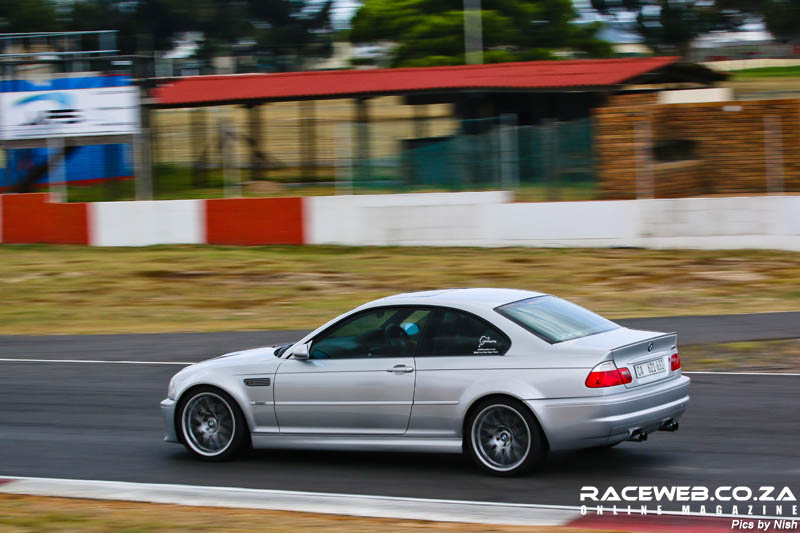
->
730;65;800;79
681;339;800;373
0;245;798;335
0;494;597;533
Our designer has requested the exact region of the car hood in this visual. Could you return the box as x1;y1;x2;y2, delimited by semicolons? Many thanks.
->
168;345;284;401
206;345;285;367
176;346;284;378
212;345;281;361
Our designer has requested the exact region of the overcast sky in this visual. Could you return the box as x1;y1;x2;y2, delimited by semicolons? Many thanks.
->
332;0;360;28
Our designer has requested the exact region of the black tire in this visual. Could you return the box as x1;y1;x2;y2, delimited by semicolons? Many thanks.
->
178;386;249;462
464;397;547;476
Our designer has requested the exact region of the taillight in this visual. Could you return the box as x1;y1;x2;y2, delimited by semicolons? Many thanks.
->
670;352;681;371
586;361;632;388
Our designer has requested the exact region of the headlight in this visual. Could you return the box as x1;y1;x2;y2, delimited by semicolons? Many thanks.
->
167;377;176;399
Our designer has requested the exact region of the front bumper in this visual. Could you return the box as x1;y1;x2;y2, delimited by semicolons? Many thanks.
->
528;374;690;451
160;398;179;443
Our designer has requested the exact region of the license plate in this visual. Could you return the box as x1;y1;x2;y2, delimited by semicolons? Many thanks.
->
634;358;666;379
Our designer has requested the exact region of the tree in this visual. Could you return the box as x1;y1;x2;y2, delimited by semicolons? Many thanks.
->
350;0;612;67
247;0;335;70
590;0;752;57
763;1;800;43
62;0;334;70
0;0;334;71
64;0;189;54
718;0;800;43
0;0;59;34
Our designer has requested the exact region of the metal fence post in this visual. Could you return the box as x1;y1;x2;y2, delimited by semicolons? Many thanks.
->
336;121;353;195
463;0;484;65
499;114;518;191
47;136;66;202
134;91;153;200
134;128;153;200
545;120;561;201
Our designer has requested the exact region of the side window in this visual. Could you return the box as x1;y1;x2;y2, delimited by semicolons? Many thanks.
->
421;310;510;356
310;307;432;359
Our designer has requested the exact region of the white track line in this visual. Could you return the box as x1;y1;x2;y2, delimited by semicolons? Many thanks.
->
0;358;193;365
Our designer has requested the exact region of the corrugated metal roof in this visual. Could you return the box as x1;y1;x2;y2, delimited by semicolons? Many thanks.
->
151;56;680;107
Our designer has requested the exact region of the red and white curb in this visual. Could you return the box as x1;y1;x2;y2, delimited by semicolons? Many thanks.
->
0;476;793;531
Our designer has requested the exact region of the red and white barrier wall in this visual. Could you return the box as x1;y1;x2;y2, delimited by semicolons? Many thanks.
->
90;200;204;246
0;193;89;245
1;192;799;250
0;194;305;246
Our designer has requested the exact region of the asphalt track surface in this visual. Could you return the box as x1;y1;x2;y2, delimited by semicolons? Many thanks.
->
1;311;799;510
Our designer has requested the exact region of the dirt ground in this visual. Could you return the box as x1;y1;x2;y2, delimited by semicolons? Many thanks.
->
0;494;605;533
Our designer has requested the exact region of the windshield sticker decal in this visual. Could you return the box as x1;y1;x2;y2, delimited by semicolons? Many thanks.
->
475;335;499;354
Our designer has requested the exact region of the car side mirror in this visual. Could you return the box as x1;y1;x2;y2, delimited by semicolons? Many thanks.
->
290;342;310;360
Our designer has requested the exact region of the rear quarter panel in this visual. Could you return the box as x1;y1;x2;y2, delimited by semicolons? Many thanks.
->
409;347;604;438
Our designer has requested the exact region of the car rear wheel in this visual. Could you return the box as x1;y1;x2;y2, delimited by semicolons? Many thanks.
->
465;398;546;476
179;387;248;461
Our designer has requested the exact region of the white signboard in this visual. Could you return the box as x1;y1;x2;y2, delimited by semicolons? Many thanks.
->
0;86;139;141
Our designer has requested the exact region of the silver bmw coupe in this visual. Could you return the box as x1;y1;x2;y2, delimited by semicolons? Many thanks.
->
161;288;689;475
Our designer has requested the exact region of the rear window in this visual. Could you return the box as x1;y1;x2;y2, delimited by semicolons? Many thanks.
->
495;296;618;343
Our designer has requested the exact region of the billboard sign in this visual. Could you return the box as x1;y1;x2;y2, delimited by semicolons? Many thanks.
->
0;86;139;141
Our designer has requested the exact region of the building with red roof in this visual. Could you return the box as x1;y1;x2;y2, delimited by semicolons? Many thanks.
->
147;57;723;182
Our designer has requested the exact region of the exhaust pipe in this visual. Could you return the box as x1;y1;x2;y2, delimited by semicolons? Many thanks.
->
660;420;679;432
628;429;648;442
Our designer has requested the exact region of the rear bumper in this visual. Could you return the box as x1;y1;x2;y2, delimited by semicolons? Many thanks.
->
160;398;179;443
527;374;690;451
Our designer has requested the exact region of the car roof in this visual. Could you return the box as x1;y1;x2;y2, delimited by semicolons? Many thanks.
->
371;288;546;310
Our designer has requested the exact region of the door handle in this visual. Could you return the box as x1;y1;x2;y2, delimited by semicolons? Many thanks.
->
387;364;414;373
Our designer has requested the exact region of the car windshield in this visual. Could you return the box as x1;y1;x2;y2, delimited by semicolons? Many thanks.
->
495;296;618;343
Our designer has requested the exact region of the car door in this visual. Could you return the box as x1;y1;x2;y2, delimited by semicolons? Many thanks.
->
410;308;511;438
274;307;432;435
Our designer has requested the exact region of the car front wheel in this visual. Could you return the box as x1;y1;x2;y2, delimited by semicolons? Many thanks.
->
179;387;248;461
465;398;546;476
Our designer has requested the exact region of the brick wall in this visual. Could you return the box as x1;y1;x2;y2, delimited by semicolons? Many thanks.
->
604;92;659;108
594;96;800;199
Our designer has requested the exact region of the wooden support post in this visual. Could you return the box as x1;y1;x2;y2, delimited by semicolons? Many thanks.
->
300;100;317;181
191;107;208;187
414;104;429;139
248;104;265;180
354;97;371;182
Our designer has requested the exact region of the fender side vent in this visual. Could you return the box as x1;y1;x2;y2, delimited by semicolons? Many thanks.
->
244;377;271;387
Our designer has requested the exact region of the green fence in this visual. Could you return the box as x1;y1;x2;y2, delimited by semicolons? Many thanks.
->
60;115;596;201
350;116;595;199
